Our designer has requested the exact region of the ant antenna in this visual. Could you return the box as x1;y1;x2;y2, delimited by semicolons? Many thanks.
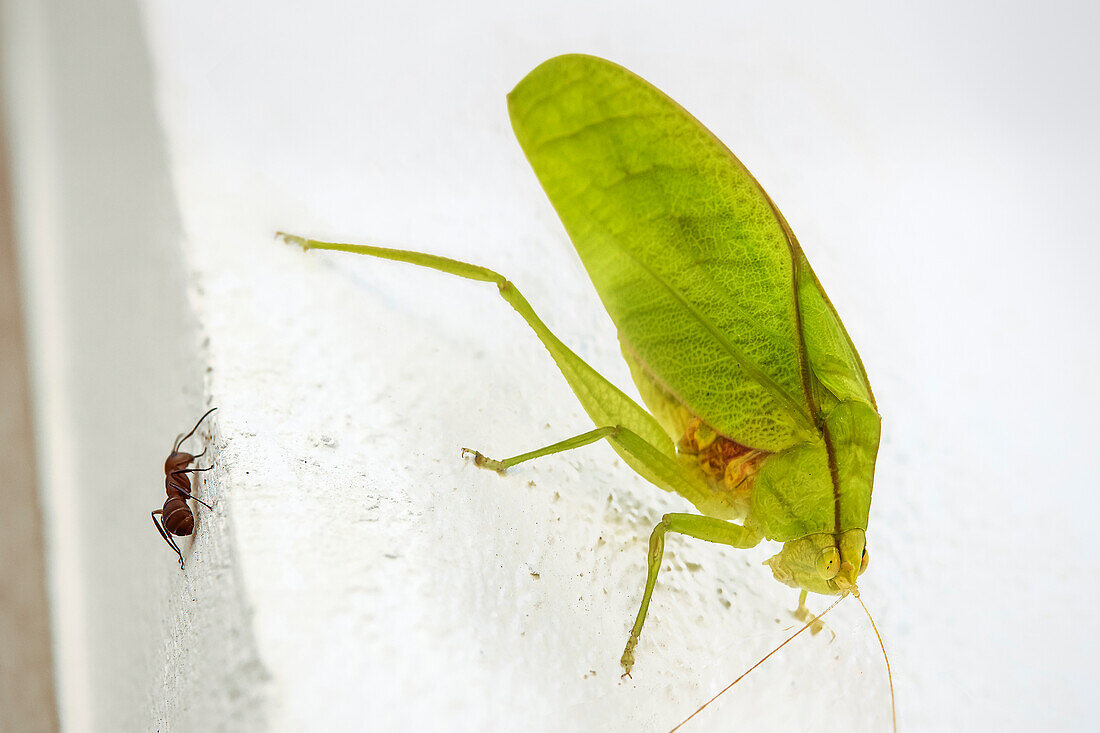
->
855;594;897;733
668;594;845;733
173;407;217;452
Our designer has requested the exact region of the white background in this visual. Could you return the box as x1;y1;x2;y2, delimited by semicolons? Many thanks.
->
7;1;1099;731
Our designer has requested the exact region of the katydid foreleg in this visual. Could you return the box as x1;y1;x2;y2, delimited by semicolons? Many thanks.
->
794;589;831;637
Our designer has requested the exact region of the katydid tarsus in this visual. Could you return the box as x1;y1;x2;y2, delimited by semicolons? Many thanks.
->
280;53;894;728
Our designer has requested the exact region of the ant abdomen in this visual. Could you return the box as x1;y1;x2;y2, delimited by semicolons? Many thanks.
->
161;497;195;535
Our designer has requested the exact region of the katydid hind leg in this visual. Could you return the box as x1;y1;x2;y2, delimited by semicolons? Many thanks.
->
621;513;760;675
280;236;759;666
278;234;676;458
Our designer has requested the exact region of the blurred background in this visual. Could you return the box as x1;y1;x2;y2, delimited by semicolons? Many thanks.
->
2;1;1098;731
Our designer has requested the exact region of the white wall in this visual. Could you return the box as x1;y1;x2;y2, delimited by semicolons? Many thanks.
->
5;0;1098;731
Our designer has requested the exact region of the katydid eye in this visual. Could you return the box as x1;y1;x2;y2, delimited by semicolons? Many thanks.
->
816;547;841;579
859;548;870;575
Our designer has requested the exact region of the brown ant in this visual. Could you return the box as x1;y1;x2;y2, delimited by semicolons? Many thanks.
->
152;407;216;568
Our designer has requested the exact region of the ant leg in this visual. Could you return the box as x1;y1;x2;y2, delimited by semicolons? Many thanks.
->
174;407;218;452
151;510;185;569
190;496;213;511
190;495;213;511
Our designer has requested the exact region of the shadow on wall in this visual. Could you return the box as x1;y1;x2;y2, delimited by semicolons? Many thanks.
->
0;74;59;733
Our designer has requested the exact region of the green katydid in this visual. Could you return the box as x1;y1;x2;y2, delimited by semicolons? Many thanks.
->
280;53;893;725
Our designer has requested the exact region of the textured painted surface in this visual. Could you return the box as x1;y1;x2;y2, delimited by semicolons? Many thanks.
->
139;1;1100;730
6;0;1099;731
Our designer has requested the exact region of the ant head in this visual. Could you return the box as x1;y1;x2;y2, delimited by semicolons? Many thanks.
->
165;451;194;475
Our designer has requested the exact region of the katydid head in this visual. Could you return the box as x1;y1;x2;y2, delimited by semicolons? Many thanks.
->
764;529;868;596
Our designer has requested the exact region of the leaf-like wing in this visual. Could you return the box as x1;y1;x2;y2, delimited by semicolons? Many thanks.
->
508;54;817;452
795;251;876;410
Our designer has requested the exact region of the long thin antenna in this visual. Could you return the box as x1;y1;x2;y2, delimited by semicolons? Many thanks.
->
668;594;845;733
173;407;217;452
855;594;897;733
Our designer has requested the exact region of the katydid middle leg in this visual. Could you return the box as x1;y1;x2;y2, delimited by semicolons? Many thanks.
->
462;426;622;472
621;513;761;675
